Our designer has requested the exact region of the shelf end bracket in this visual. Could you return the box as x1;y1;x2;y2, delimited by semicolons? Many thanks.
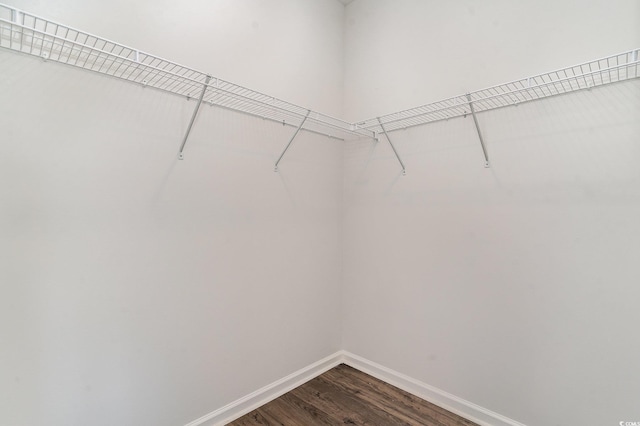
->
466;94;490;168
274;110;311;172
377;118;406;175
178;75;212;160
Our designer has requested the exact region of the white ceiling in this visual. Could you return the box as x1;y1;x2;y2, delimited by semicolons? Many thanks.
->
336;0;356;6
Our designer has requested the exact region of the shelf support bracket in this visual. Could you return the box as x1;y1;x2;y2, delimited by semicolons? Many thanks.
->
178;75;211;160
377;118;406;175
465;93;490;168
274;110;311;172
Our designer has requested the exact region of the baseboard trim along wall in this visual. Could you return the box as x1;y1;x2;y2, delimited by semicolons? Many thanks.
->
184;350;527;426
184;351;344;426
341;352;527;426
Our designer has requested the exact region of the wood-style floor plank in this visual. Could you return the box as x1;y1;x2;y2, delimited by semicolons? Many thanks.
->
293;374;408;425
259;392;336;426
227;364;479;426
324;365;478;426
320;367;444;425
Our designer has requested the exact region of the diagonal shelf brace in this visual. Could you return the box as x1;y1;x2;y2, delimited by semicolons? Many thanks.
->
178;75;212;160
377;117;406;176
465;93;490;168
274;110;311;172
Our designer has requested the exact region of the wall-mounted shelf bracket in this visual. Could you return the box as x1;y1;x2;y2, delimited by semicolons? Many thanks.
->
178;75;211;160
465;94;490;168
377;118;406;175
274;110;311;172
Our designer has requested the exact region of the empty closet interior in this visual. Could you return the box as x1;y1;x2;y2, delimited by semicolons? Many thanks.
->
1;1;639;425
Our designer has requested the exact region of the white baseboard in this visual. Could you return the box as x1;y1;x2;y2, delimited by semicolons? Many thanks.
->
183;351;344;426
341;351;527;426
185;350;526;426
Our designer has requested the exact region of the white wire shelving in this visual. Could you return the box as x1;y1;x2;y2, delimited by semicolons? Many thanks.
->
357;49;640;135
1;3;638;169
0;2;374;148
357;48;639;171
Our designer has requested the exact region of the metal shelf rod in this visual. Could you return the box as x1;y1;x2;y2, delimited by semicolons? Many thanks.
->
275;110;311;172
377;118;406;175
178;75;211;160
465;94;490;168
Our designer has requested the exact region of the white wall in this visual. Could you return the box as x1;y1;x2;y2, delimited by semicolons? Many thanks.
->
0;1;345;425
3;1;640;425
343;1;640;425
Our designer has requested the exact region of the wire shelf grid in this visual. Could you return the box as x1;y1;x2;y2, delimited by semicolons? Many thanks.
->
1;3;638;141
0;3;372;140
357;50;640;134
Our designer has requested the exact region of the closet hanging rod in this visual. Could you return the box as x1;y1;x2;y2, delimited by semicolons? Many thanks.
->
0;3;374;140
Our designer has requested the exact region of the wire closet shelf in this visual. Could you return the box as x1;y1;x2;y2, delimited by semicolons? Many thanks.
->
0;3;638;141
357;49;639;134
0;3;373;141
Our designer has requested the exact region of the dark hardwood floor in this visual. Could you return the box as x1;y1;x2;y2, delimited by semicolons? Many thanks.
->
227;364;479;425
